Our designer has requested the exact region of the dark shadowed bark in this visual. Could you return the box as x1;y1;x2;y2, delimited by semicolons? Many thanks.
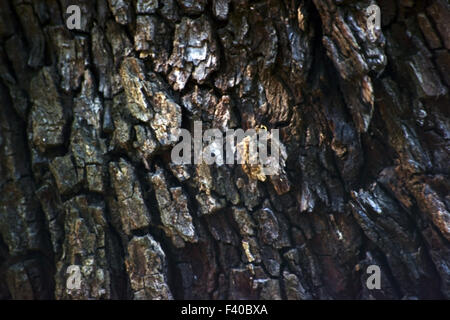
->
0;0;449;300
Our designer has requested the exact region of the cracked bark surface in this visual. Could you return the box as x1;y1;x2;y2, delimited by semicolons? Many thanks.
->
0;0;449;300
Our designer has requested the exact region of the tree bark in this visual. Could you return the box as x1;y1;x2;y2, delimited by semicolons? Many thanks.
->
0;0;449;300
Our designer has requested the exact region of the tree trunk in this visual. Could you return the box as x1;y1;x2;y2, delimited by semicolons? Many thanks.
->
0;0;449;300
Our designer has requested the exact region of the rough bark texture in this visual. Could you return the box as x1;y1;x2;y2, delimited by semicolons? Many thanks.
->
0;0;449;300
